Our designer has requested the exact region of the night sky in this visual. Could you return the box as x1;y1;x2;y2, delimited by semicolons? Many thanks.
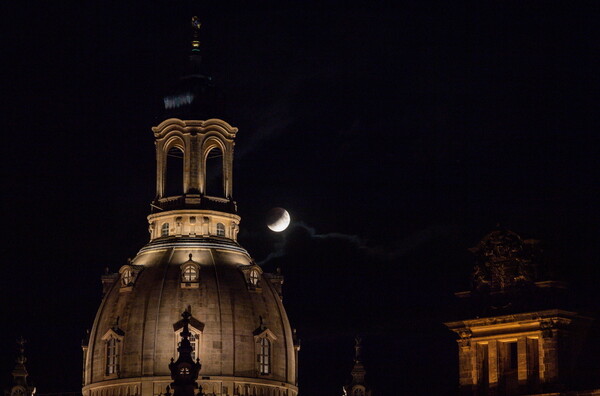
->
1;2;599;396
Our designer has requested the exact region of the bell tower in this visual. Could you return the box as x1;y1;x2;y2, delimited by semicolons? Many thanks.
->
148;17;240;243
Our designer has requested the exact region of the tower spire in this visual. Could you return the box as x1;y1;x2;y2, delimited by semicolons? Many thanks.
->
354;335;362;363
168;311;202;396
190;16;201;53
188;16;204;75
342;336;371;396
6;337;36;396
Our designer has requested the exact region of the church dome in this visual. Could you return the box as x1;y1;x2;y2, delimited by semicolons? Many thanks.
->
83;236;298;396
82;20;299;395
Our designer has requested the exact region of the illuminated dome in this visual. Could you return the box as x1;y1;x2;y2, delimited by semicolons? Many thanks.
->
82;19;298;396
83;230;298;396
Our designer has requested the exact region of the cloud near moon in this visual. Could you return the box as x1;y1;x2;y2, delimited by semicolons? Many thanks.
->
267;207;291;232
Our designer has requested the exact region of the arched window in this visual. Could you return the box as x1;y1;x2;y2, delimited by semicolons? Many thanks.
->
105;337;119;375
216;223;225;237
165;146;184;197
258;337;271;375
189;331;199;361
174;327;202;361
205;147;224;197
121;268;133;286
182;265;198;283
249;269;260;286
161;223;170;237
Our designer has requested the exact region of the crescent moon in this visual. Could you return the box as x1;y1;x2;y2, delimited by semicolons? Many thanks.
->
267;208;291;232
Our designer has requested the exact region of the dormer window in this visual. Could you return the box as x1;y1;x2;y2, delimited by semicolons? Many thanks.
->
250;269;260;287
180;254;200;288
119;264;138;292
241;265;262;291
161;223;170;237
106;337;118;375
182;265;198;282
258;337;271;375
101;328;124;378
173;314;205;361
216;223;225;237
254;325;277;376
121;268;133;286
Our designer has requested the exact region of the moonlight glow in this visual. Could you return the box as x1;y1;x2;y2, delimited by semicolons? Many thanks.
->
267;207;291;232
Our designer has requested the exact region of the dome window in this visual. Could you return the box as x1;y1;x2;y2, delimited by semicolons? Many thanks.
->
216;222;225;237
249;269;260;286
161;223;170;237
118;263;139;292
121;268;133;286
254;322;277;377
101;328;124;378
258;337;271;375
241;265;262;291
173;313;205;361
182;265;198;283
106;338;118;375
175;329;201;361
180;254;200;288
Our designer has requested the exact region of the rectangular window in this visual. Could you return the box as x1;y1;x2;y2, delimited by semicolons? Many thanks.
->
106;338;118;375
258;338;271;375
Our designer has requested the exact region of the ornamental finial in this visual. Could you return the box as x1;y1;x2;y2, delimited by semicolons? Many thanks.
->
354;335;362;362
16;336;27;364
191;17;201;52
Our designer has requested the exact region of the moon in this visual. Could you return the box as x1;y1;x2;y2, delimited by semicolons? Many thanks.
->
266;207;291;232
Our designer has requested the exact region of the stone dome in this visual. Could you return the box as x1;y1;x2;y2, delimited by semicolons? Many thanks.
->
83;236;298;396
82;116;299;396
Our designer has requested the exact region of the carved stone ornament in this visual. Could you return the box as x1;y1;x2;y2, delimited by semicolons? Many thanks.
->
470;229;540;292
457;328;472;348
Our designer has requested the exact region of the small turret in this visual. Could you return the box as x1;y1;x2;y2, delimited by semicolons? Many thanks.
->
5;337;36;396
343;336;372;396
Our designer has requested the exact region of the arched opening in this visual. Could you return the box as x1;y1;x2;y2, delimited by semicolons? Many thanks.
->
165;147;184;197
205;147;224;197
216;223;225;237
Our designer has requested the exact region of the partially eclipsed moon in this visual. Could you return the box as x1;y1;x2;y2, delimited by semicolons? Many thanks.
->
267;207;291;232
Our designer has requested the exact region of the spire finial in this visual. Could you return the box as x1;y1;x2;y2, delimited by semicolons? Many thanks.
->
16;336;27;364
191;17;201;52
354;335;362;362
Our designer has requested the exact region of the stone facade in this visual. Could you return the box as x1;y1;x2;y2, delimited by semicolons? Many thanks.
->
446;229;599;396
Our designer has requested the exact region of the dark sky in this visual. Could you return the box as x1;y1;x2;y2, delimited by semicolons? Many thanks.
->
1;2;599;396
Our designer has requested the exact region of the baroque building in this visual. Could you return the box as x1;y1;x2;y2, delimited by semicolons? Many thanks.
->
81;18;299;396
445;229;600;396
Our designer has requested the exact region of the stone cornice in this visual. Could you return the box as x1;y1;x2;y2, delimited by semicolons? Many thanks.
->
152;118;238;139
